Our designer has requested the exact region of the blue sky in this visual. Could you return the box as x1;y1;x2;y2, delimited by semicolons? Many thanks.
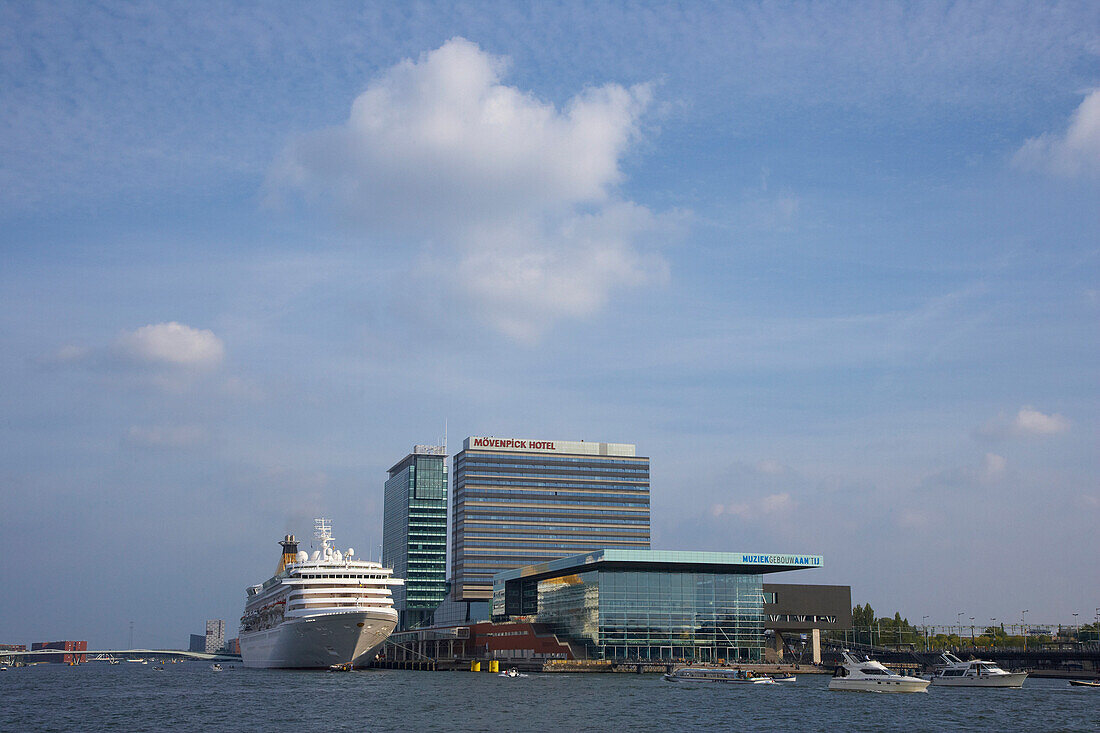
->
2;1;1098;647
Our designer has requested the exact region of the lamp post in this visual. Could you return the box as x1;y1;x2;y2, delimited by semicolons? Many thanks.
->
990;619;997;650
957;612;964;648
922;616;929;650
969;617;975;647
1073;613;1079;644
1022;610;1029;650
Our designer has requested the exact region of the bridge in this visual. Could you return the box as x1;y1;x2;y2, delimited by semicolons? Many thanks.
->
1;648;242;664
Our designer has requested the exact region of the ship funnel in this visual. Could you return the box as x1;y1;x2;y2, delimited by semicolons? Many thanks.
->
277;533;299;574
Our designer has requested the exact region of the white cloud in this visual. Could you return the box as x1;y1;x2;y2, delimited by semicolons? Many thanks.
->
982;452;1006;480
898;508;934;529
711;492;795;519
270;37;669;339
1014;89;1100;177
977;406;1070;440
1012;407;1069;435
39;344;92;365
755;460;789;475
125;425;208;449
114;322;225;368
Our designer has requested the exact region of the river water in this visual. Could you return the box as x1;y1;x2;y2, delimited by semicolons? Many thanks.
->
2;663;1097;731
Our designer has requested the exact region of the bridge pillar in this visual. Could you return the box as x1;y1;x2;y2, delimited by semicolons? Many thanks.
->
811;629;821;665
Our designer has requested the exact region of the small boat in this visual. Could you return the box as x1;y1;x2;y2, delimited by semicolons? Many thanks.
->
153;666;164;671
499;667;527;678
1069;680;1100;688
829;651;929;693
210;663;222;672
664;667;777;684
328;662;353;672
108;659;121;665
771;672;796;682
929;652;1027;688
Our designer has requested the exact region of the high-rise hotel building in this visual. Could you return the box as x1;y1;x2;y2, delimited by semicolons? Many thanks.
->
383;445;449;629
451;436;650;601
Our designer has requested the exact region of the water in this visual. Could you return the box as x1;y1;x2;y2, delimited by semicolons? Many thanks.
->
2;664;1097;732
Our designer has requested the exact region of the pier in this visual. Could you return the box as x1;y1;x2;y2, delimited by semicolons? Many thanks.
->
0;648;242;665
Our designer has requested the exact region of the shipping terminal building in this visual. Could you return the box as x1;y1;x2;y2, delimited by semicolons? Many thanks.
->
382;436;849;663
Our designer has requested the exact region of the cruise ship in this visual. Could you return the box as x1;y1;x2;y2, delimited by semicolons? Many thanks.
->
239;519;401;669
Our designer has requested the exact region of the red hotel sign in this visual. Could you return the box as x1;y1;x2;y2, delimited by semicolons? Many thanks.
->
471;437;556;451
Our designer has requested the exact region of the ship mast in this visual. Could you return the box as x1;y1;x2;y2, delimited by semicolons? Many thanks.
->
314;517;334;554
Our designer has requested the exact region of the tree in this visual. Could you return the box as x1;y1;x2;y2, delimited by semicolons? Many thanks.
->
852;603;875;629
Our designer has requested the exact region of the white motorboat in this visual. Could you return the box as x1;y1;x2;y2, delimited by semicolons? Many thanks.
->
829;651;929;693
664;667;777;685
929;652;1026;688
499;667;528;678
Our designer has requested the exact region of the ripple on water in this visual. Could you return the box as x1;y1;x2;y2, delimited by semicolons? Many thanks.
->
1;665;1097;732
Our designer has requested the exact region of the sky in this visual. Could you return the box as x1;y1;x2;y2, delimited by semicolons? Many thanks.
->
1;1;1098;648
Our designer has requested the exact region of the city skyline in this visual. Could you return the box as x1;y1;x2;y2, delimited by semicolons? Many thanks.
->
1;2;1097;648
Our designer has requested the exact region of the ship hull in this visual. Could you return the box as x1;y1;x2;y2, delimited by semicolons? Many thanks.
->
931;672;1027;688
829;677;930;693
239;609;396;669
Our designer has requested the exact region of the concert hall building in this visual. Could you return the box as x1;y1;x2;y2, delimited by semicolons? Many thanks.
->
492;550;825;662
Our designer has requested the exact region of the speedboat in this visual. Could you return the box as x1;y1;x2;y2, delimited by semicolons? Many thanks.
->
829;651;929;693
664;667;777;685
328;662;353;672
1069;680;1100;688
771;672;796;682
210;663;222;672
499;667;528;678
930;652;1026;687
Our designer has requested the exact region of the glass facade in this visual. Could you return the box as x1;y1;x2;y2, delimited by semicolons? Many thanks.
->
382;447;448;629
535;570;765;661
493;550;824;662
452;438;650;600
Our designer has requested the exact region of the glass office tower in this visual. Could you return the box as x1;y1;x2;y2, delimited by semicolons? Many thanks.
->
451;437;650;601
382;445;448;630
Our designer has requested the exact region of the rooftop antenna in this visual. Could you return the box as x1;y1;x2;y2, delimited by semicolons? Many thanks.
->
443;418;448;454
